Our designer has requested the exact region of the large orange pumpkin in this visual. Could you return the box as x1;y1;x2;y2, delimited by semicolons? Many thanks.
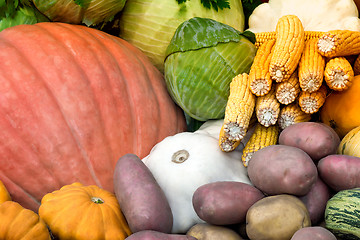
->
320;75;360;138
0;22;186;211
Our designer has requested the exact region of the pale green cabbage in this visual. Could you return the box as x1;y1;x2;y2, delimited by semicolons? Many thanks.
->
164;17;256;121
32;0;126;26
119;0;245;72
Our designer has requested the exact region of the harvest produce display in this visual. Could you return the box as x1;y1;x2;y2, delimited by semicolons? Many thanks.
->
1;0;360;239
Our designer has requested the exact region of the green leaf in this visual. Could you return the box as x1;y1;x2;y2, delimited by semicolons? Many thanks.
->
175;0;230;11
0;0;19;18
242;30;256;44
73;0;91;8
165;17;242;57
201;0;230;11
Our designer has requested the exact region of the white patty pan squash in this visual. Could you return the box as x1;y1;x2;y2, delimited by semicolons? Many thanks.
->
247;0;360;33
142;119;252;234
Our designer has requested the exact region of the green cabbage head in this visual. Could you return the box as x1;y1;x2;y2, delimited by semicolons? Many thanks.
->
164;17;256;121
119;0;245;72
32;0;126;26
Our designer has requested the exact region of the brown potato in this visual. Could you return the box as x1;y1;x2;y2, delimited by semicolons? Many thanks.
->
113;153;173;233
187;223;243;240
246;194;311;240
317;154;360;191
192;181;264;225
126;230;197;240
279;122;340;161
291;227;337;240
247;144;318;196
299;177;331;225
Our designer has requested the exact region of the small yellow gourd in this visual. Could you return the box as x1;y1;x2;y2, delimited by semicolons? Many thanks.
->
39;182;131;240
0;201;51;240
0;180;11;204
338;126;360;157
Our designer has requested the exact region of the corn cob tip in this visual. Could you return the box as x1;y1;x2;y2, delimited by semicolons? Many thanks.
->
242;152;253;167
219;138;243;152
250;79;272;96
276;87;298;105
223;122;246;141
278;114;293;130
326;69;352;90
270;68;286;82
317;34;337;54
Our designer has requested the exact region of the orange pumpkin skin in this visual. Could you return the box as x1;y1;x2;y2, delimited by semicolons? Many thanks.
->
0;180;11;204
320;75;360;138
0;201;51;240
0;22;186;211
39;182;131;240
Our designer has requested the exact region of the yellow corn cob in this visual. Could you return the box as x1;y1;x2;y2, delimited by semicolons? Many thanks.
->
255;87;280;127
249;39;276;96
298;38;326;93
278;103;311;130
255;31;324;48
241;123;279;167
275;70;301;105
298;84;327;114
354;55;360;76
317;30;360;58
219;125;242;152
269;15;305;83
255;32;276;48
221;73;256;144
324;57;354;91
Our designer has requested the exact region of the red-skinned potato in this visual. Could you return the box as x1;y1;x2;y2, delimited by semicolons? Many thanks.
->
113;153;173;233
247;145;318;196
299;177;331;225
291;226;337;240
317;154;360;191
192;181;265;225
125;230;197;240
279;122;340;161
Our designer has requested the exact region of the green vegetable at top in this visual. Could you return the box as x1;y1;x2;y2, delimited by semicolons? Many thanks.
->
176;0;230;11
164;17;257;121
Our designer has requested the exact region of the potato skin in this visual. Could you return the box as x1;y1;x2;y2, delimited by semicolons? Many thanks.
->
317;154;360;191
291;227;337;240
299;177;331;225
279;122;340;161
247;145;318;196
187;223;244;240
125;230;197;240
113;153;173;233
192;181;264;225
246;194;311;240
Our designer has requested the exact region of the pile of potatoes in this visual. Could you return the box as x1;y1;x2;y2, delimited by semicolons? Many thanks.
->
116;122;360;240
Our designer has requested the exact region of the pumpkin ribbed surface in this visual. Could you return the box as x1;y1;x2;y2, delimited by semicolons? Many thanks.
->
0;201;51;240
39;182;131;240
0;22;186;211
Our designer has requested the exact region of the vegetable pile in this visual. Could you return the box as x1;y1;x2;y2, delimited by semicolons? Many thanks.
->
0;0;360;239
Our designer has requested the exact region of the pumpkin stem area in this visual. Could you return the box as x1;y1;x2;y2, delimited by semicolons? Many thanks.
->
91;197;104;204
172;150;189;163
329;119;337;130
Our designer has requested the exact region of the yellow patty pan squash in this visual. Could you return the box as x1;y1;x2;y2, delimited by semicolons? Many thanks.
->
0;201;51;240
0;180;11;204
38;182;131;240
